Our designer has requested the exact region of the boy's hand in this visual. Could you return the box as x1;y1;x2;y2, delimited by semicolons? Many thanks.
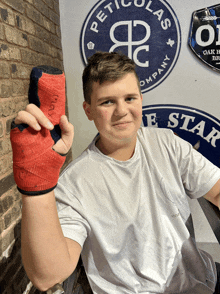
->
10;66;73;196
14;104;74;155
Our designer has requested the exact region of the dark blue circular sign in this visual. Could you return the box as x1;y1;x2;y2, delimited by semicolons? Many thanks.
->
81;0;181;93
142;104;220;167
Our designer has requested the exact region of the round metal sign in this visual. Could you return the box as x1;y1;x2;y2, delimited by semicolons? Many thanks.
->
142;104;220;167
81;0;181;93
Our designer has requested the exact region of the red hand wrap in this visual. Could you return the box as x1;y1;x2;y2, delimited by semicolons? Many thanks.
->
10;66;66;195
35;70;65;125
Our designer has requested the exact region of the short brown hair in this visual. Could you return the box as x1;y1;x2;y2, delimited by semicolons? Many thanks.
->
82;51;141;104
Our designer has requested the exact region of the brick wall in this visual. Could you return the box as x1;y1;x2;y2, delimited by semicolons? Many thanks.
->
0;0;73;293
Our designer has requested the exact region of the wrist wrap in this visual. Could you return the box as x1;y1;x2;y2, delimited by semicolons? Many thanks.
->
10;66;66;195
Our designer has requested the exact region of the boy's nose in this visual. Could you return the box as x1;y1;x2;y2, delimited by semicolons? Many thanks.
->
114;102;128;117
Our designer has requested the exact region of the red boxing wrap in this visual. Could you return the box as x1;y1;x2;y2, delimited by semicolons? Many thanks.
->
10;66;66;195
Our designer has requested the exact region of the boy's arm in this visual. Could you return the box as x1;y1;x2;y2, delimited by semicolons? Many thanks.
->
10;66;82;291
21;190;81;291
12;104;80;291
204;179;220;209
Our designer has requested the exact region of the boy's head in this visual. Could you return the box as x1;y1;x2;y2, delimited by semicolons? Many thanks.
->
82;51;141;104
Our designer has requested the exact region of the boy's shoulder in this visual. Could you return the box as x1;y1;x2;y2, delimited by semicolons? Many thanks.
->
138;127;178;154
138;126;174;140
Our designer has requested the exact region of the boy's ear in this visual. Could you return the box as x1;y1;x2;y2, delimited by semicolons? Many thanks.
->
83;101;93;121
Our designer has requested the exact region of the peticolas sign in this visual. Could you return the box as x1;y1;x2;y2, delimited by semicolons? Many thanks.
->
81;0;181;93
142;104;220;167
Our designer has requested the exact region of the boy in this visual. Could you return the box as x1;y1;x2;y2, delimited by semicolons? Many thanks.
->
11;52;220;293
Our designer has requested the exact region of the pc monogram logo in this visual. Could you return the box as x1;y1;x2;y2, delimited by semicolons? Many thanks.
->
81;0;181;93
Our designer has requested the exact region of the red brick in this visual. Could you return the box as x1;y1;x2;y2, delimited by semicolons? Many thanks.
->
1;254;22;287
21;49;37;65
15;98;29;114
11;201;22;222
0;43;9;59
0;44;19;63
49;33;62;49
53;59;63;71
0;217;4;233
12;187;21;202
56;24;61;38
26;5;44;26
33;0;49;18
12;80;26;97
0;278;8;293
53;1;60;15
36;52;53;66
6;117;13;134
0;99;16;117
11;63;30;79
2;0;25;14
15;14;35;35
35;23;50;42
0;200;3;215
0;173;15;197
0;4;15;26
12;265;26;286
0;61;10;78
0;121;3;137
9;46;21;61
4;210;12;229
2;194;13;213
0;23;4;40
29;35;47;54
57;49;63;61
5;25;28;47
49;8;60;25
0;228;14;256
0;155;12;178
0;80;12;98
43;0;53;9
43;17;56;33
19;274;30;293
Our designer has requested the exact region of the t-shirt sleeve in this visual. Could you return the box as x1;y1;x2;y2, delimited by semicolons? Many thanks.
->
54;179;90;247
173;133;220;199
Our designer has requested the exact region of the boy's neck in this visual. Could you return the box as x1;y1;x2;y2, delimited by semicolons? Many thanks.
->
95;136;137;161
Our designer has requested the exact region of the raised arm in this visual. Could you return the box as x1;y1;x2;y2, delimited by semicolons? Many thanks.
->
21;189;81;291
10;67;81;291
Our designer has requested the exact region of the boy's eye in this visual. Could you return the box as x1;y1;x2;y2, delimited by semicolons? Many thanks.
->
102;100;113;105
126;97;135;102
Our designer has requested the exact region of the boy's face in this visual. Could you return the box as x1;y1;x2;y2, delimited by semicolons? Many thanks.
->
83;72;143;148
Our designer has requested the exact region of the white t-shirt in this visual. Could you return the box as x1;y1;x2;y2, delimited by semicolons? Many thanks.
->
55;127;220;294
